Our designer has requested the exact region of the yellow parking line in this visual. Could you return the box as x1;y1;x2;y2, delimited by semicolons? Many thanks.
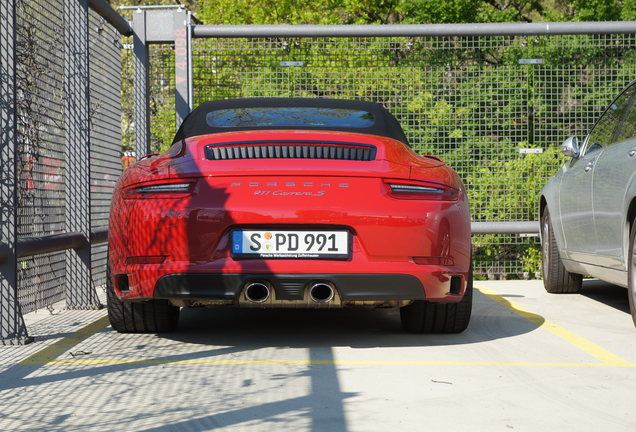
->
18;316;109;366
42;359;635;367
476;285;632;366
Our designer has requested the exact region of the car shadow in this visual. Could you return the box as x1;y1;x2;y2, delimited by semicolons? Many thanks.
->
165;288;542;349
580;279;630;314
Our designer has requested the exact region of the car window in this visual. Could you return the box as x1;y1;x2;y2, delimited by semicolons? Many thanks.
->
206;107;376;128
586;85;636;153
614;85;636;143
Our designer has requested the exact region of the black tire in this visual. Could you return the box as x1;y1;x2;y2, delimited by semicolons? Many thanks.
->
627;217;636;328
541;208;582;293
106;261;180;333
400;264;473;334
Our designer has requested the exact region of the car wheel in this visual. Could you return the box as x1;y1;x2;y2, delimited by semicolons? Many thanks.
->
627;218;636;327
106;259;180;333
541;208;582;294
400;263;473;334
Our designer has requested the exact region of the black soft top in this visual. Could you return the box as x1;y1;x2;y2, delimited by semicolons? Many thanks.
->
173;98;409;145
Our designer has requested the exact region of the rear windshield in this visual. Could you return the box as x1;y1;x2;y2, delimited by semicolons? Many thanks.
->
206;107;375;129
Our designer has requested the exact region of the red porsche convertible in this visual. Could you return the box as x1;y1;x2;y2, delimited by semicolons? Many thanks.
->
107;98;472;333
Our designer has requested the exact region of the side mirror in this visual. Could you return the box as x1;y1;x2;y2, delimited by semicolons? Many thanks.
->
561;136;580;158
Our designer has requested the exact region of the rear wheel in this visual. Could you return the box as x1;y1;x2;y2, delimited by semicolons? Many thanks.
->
541;208;582;293
627;217;636;327
106;260;180;333
400;265;473;334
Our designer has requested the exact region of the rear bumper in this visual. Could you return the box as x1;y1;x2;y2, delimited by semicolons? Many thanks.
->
114;258;469;303
154;273;426;301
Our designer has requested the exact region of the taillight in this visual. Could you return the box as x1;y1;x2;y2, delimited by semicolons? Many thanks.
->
125;180;196;199
385;180;459;201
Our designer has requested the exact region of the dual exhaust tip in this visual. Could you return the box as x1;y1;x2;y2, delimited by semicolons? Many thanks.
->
244;281;335;303
308;282;335;303
244;282;271;303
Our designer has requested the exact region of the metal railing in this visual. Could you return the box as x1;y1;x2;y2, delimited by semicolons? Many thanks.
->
0;229;108;263
191;21;636;37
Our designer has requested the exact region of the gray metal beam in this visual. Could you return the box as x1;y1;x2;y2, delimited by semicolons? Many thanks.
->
1;0;32;345
0;230;108;264
90;228;109;245
174;9;192;127
64;0;100;310
192;21;636;38
119;5;184;11
133;8;193;133
471;221;540;235
132;9;150;158
18;233;87;258
88;0;132;36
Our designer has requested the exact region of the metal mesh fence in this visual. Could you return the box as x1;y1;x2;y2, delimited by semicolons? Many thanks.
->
11;0;123;313
141;33;636;277
15;0;67;312
88;9;123;290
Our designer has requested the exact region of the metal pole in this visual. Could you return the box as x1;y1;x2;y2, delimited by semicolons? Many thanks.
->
174;8;191;127
119;5;185;11
133;9;150;158
88;0;132;36
187;11;194;112
64;0;100;309
471;221;540;235
0;231;108;263
192;21;636;38
1;0;32;345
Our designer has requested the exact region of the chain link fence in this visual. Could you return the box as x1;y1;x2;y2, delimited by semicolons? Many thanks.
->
131;33;636;277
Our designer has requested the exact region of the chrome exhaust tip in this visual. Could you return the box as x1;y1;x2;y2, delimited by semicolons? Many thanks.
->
309;282;335;303
244;281;271;303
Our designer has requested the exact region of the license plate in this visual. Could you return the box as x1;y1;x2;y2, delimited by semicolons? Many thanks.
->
231;230;350;259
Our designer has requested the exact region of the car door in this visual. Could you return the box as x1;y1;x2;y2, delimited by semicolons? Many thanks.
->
559;87;633;263
592;84;636;269
558;145;598;263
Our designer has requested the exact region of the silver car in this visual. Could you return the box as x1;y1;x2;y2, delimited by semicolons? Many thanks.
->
540;80;636;327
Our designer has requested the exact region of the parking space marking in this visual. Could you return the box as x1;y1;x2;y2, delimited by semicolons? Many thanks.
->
476;285;632;366
17;316;109;366
10;289;635;368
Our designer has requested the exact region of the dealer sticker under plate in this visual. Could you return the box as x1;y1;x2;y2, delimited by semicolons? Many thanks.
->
231;230;350;259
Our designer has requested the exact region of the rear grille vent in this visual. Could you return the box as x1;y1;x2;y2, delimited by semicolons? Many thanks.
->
204;140;377;161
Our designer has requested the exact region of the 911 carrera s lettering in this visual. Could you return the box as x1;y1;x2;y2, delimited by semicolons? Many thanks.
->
253;190;326;196
270;190;326;196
